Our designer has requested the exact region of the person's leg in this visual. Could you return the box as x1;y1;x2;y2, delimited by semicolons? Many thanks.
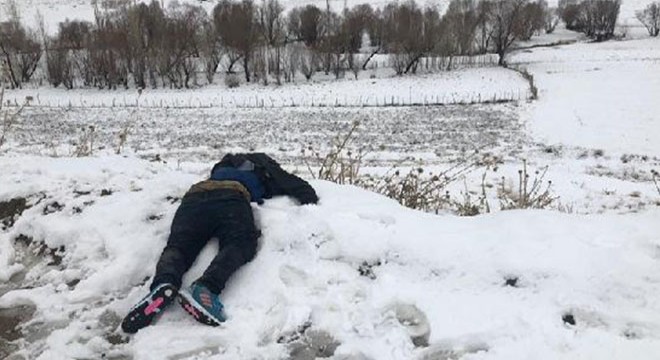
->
123;194;213;333
197;196;259;293
178;195;259;325
151;196;214;290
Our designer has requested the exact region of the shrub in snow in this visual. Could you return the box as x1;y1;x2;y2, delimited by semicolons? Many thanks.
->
0;89;30;151
559;0;621;41
302;121;365;185
302;121;490;215
498;160;557;210
224;74;241;89
73;125;97;157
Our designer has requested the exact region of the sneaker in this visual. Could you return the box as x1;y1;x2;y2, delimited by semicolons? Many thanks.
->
178;283;227;326
121;283;178;334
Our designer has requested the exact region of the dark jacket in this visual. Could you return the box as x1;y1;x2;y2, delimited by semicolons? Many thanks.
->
211;153;319;205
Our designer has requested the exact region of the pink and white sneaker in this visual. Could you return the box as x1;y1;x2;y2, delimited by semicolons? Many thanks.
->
121;283;178;334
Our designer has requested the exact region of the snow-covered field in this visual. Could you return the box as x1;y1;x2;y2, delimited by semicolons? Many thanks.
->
5;67;529;109
513;37;660;156
1;17;660;360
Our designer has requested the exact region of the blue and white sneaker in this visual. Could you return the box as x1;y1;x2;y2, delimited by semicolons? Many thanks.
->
178;283;227;326
121;283;178;334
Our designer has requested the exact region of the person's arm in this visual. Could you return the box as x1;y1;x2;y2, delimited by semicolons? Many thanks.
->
254;154;319;205
274;171;319;205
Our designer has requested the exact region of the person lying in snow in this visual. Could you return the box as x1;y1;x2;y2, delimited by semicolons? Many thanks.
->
121;153;319;333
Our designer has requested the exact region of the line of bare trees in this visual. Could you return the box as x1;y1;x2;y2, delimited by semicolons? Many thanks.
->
2;0;561;90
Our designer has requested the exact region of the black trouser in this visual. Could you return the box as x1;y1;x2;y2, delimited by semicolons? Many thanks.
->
151;188;259;294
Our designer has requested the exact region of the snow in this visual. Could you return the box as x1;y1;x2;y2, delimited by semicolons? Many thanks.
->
1;4;660;358
513;37;660;156
5;67;528;109
1;155;660;359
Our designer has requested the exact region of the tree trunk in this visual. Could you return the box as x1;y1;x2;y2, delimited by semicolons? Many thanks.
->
404;54;422;74
361;47;380;70
243;53;250;82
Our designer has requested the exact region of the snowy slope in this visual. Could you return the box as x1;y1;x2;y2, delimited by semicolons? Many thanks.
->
513;37;660;156
1;155;660;359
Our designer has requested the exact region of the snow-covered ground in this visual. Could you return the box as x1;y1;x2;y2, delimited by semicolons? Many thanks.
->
1;156;659;360
5;67;529;109
513;37;660;156
1;15;660;360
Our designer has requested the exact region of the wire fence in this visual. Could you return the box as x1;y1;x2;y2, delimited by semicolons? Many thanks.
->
5;89;531;110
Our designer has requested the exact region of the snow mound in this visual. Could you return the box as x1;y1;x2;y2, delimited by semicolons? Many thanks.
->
1;155;660;359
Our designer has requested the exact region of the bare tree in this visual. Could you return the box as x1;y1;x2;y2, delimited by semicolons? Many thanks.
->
159;3;205;88
200;19;222;84
317;9;345;79
362;6;383;69
475;0;494;53
636;2;660;37
288;5;324;48
518;0;546;40
46;35;75;89
282;43;301;82
579;0;620;40
299;46;316;80
382;1;440;74
122;1;166;89
489;0;527;66
0;6;43;89
214;0;261;82
561;0;621;40
559;0;582;30
544;7;560;33
443;0;479;55
258;0;285;84
88;8;130;89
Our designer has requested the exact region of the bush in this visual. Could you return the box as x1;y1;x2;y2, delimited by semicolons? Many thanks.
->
302;121;365;185
73;125;96;157
498;160;557;210
224;74;241;88
46;46;75;89
0;89;31;150
560;0;621;40
0;20;43;88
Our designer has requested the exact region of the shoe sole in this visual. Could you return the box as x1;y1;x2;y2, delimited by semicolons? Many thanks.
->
178;292;223;327
121;284;177;334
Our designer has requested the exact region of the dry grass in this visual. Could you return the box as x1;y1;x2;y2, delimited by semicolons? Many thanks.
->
73;125;96;157
0;88;31;150
302;122;504;214
652;169;660;197
498;160;557;210
302;120;366;185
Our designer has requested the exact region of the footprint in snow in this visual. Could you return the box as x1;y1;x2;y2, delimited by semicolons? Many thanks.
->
279;265;310;288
